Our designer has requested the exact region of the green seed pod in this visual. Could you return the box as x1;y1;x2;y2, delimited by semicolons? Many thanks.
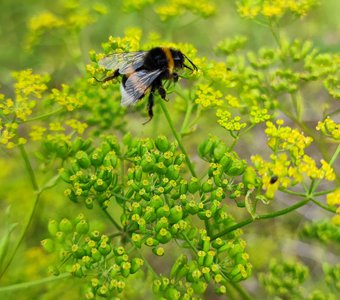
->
165;287;180;300
145;237;159;247
120;262;131;278
71;263;84;278
152;246;165;256
93;179;108;192
166;165;180;180
226;159;247;176
213;142;228;161
197;250;206;266
155;135;170;152
191;281;207;294
204;250;215;267
169;205;183;224
188;178;200;193
48;219;59;236
85;197;94;209
202;180;214;193
130;258;144;274
55;231;65;243
98;242;112;256
152;279;162;294
76;151;91;169
156;228;172;244
140;154;156;172
155;217;169;232
41;239;55;253
59;168;72;183
76;219;89;234
91;248;102;262
110;264;120;277
91;149;104;167
59;218;73;233
220;153;233;171
71;244;85;259
170;254;187;279
156;205;170;218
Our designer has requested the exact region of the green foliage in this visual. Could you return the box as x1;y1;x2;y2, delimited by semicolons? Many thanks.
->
0;0;340;299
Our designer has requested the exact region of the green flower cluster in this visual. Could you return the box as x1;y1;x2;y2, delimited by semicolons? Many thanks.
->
57;134;252;298
259;260;309;299
60;136;120;208
300;220;340;244
41;215;143;299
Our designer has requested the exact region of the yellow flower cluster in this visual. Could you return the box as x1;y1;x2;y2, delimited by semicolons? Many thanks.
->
51;85;83;111
252;120;335;198
265;120;313;161
237;0;319;19
205;62;235;87
195;84;223;108
29;125;46;141
123;0;156;12
316;117;340;140
216;109;247;132
327;189;340;226
28;11;64;32
0;70;49;148
250;106;271;124
155;0;216;21
65;119;88;134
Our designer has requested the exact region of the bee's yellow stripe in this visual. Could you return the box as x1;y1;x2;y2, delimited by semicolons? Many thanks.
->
162;47;174;74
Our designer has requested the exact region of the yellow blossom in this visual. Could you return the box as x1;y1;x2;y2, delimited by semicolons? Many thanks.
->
65;119;88;134
316;117;340;140
29;125;46;141
327;189;340;207
195;84;223;108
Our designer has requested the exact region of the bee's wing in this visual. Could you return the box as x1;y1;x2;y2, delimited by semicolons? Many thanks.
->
121;69;163;106
98;52;147;74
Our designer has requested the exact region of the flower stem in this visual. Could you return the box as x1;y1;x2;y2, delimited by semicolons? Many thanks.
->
159;99;197;177
0;273;71;292
0;145;41;279
211;198;310;240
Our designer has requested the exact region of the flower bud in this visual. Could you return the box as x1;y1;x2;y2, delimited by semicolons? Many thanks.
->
91;149;104;167
59;218;73;233
169;205;183;224
130;258;144;274
76;151;91;169
155;135;170;152
213;143;228;161
76;219;89;234
48;219;59;236
41;239;55;253
226;159;247;176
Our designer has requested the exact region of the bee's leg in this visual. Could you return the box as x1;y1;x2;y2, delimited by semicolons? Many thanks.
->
94;69;120;83
157;84;169;102
143;89;155;125
172;72;179;83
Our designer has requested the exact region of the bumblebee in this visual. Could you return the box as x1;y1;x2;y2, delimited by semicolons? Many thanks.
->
97;47;197;123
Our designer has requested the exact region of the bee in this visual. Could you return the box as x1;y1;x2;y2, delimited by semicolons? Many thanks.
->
97;47;197;124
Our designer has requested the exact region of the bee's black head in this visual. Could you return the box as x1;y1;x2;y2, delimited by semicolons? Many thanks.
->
170;49;185;69
171;49;198;72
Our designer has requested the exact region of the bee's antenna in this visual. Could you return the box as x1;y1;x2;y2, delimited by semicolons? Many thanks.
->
183;54;198;71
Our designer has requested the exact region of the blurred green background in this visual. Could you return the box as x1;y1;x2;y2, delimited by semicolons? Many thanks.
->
1;1;339;299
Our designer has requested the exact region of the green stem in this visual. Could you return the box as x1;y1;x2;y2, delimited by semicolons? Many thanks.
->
230;282;253;300
101;208;122;231
310;198;336;213
211;199;310;240
0;273;71;293
0;145;41;279
19;144;39;191
181;232;198;256
18;108;64;124
280;188;306;197
159;99;197;177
